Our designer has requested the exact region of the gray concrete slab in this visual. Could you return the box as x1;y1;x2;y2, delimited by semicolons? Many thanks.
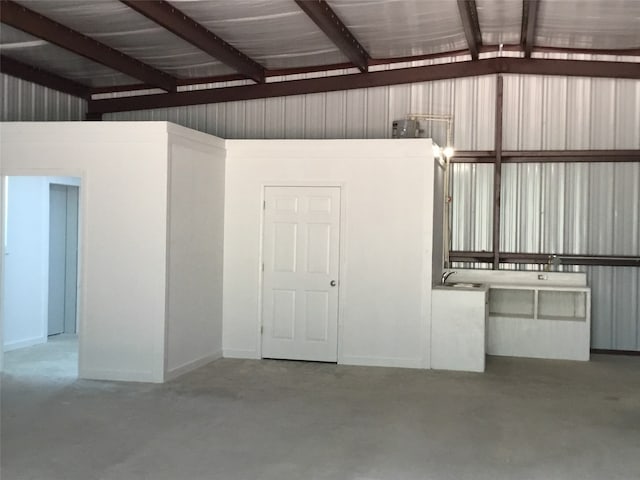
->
1;343;639;480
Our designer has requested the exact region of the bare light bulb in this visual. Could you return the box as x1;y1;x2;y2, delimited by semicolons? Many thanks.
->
443;146;455;159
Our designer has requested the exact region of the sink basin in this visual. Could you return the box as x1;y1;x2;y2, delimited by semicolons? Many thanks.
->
445;282;484;288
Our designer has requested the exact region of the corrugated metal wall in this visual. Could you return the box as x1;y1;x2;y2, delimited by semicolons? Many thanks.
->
105;71;496;150
1;73;86;121
5;68;640;351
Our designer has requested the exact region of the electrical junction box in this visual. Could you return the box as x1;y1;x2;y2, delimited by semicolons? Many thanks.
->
392;119;421;138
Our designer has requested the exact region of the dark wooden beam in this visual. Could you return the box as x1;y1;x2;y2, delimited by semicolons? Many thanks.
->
0;54;90;98
457;0;482;60
0;0;176;92
493;75;503;270
88;58;640;114
521;0;540;58
120;0;265;83
294;0;369;72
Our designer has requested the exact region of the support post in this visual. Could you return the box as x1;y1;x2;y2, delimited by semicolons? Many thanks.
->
493;75;503;269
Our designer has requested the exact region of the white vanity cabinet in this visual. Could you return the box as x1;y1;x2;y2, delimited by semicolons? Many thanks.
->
431;285;488;372
488;285;591;361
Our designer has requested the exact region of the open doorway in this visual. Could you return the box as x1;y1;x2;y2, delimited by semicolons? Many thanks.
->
2;176;80;378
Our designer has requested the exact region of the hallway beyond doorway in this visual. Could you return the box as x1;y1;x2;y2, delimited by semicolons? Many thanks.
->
2;334;77;378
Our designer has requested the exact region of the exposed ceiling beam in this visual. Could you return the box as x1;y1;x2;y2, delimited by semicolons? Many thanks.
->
457;0;482;60
0;55;90;98
87;46;640;96
294;0;369;72
521;0;540;58
120;0;265;83
88;58;640;114
0;0;177;92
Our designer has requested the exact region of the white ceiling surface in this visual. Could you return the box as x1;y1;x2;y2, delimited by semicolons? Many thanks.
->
0;24;137;87
10;0;237;79
536;0;640;50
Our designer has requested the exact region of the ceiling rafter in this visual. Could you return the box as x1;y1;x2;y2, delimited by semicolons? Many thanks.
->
457;0;482;60
294;0;369;72
120;0;265;83
0;0;177;92
0;55;90;98
88;58;640;115
521;0;540;58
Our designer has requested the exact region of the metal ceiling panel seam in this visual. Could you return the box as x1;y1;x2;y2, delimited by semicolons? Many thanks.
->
476;0;523;46
327;0;468;58
535;0;640;50
0;23;138;87
8;0;237;79
172;0;348;70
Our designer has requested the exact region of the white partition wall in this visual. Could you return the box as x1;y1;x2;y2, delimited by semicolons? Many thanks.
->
164;129;226;379
0;122;225;382
223;139;438;368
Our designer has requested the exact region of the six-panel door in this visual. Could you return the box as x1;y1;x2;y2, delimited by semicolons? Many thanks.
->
261;186;341;362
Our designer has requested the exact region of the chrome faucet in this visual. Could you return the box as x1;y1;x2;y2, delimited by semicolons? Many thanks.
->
441;270;456;285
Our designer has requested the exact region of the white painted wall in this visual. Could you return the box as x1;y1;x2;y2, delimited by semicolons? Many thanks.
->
165;127;225;379
2;176;81;352
1;122;227;382
223;139;436;368
3;176;48;351
1;122;170;382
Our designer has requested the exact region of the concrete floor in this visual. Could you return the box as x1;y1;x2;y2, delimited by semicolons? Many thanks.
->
1;342;639;480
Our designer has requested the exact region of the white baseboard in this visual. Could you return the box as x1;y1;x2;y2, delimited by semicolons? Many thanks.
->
340;355;423;369
79;367;162;383
164;349;223;381
3;336;47;352
223;348;259;359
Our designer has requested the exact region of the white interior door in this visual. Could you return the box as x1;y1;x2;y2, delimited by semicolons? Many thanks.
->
262;186;341;362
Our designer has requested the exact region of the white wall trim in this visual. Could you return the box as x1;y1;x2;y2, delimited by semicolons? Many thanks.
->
164;349;222;381
223;348;259;359
340;355;423;369
79;368;162;383
3;335;47;352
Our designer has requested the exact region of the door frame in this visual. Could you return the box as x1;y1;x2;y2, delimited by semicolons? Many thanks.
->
257;181;348;363
0;168;85;373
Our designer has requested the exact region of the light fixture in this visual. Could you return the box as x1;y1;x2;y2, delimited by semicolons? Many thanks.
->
443;146;455;159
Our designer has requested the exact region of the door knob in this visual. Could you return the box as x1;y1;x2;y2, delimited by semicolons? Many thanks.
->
330;280;337;287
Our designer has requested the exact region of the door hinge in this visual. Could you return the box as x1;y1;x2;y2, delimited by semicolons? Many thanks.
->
261;325;264;335
263;200;266;210
262;263;264;272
